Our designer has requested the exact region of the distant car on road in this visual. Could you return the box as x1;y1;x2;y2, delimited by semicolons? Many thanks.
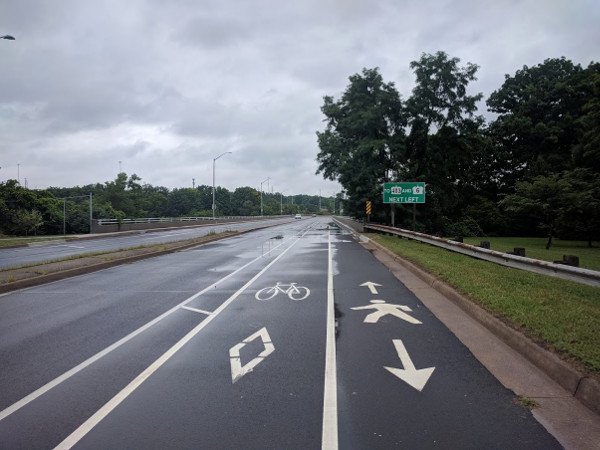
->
295;214;302;219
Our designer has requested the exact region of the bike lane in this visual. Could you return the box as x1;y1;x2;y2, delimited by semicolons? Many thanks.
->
61;225;331;449
331;232;562;449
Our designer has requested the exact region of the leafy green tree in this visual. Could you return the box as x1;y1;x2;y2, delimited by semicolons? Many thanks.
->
101;172;144;217
556;169;600;246
487;58;589;185
402;51;485;232
1;180;63;235
214;186;232;216
12;209;44;236
316;68;406;219
500;174;570;249
231;187;260;216
165;188;202;216
139;184;170;217
407;51;482;135
573;64;600;172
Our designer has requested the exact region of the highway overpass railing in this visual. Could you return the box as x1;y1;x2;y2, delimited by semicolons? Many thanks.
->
96;216;260;226
92;215;290;233
363;223;600;288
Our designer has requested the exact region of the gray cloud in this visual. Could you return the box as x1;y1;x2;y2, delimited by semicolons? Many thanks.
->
1;0;599;194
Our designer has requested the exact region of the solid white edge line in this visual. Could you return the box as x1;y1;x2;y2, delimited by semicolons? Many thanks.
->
322;231;338;450
54;236;301;449
0;237;294;423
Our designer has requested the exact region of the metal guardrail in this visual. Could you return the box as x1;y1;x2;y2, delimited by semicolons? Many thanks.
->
96;216;280;226
364;223;600;288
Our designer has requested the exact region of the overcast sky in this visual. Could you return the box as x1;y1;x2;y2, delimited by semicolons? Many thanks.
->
1;0;599;196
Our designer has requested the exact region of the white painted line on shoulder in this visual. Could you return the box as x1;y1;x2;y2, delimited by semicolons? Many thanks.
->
321;231;338;450
54;237;301;449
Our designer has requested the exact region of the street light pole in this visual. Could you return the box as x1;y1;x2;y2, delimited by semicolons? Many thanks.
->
212;151;232;218
260;177;270;216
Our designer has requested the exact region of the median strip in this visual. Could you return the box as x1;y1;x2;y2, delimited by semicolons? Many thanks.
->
0;231;238;293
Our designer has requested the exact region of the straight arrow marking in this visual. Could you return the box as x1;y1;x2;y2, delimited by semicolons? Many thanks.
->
360;281;382;295
384;339;435;392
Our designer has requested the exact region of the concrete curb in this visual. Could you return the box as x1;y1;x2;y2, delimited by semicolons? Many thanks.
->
343;225;600;416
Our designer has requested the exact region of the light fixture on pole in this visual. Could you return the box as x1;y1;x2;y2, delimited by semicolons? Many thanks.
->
260;177;270;216
212;151;232;218
1;35;16;40
278;189;287;216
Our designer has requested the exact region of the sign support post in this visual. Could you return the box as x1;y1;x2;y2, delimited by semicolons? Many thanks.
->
382;182;426;230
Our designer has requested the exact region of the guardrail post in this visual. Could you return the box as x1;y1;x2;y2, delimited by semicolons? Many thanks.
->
555;255;579;267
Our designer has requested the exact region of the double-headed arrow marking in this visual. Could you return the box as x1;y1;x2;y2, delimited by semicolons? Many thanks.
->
384;339;435;392
230;328;275;384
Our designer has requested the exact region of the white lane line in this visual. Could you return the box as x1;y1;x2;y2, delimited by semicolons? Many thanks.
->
181;306;212;315
0;238;293;423
55;236;301;449
321;231;338;450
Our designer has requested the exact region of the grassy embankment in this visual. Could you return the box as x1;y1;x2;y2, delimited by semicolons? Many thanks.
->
368;234;600;375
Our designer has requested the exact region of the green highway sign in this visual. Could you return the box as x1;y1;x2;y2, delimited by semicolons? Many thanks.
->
383;182;426;204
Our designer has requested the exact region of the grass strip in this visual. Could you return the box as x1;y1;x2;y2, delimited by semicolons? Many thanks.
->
0;244;161;272
369;234;600;375
0;236;68;247
0;231;238;286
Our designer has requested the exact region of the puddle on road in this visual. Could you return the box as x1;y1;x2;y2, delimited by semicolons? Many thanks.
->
313;222;343;234
335;302;344;339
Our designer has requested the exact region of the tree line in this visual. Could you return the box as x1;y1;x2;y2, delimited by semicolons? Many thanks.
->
316;52;600;246
0;174;336;236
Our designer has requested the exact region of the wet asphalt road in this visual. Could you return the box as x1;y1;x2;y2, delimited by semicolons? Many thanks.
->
0;217;561;449
0;217;292;269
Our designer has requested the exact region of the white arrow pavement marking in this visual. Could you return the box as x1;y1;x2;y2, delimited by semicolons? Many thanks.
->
230;327;275;384
360;281;382;294
384;339;435;392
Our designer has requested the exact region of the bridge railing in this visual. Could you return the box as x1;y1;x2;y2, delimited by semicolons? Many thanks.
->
96;216;260;226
